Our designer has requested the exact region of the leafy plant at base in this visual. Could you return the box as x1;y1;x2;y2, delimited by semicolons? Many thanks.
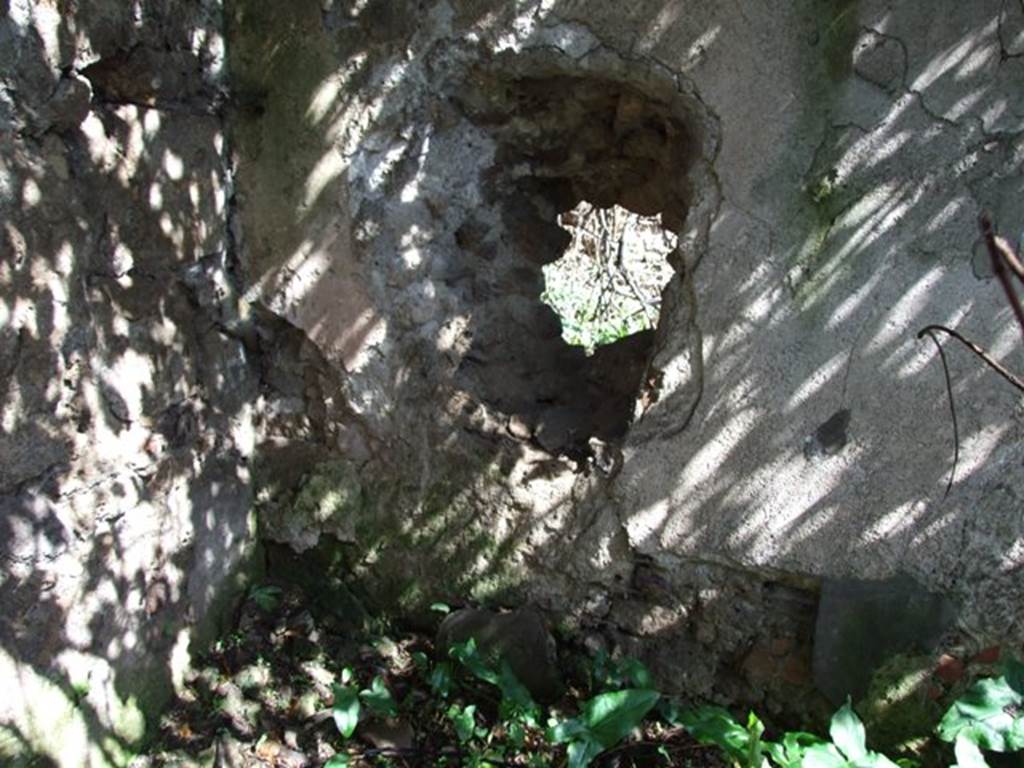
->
448;639;541;727
676;700;902;768
331;668;400;742
332;668;361;740
248;584;283;613
447;703;481;744
360;675;398;718
936;659;1024;768
801;700;901;768
591;649;655;692
674;706;770;768
549;688;661;768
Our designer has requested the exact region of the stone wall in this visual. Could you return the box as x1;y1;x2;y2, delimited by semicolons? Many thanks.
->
230;0;1024;716
3;0;1023;762
0;1;260;763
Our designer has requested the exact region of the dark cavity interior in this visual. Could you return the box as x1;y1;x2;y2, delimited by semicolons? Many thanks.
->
452;72;697;460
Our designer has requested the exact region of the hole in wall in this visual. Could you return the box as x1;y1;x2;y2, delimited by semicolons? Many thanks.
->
542;201;677;355
449;69;702;460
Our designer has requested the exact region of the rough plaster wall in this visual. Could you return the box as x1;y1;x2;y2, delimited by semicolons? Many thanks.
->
614;0;1024;636
0;1;260;763
229;0;1024;711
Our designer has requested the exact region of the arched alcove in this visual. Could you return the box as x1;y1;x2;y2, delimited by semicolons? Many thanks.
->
448;71;701;459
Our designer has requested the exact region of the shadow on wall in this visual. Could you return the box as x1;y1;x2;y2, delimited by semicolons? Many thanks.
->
228;0;1024;700
613;0;1024;602
236;0;1024;692
1;3;262;765
4;0;1022;762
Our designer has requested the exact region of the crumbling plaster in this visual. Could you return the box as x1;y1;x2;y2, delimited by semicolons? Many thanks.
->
232;0;1024;686
2;0;1024;762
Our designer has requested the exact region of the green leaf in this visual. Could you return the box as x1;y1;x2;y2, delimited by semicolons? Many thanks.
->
1004;658;1024;696
496;660;540;726
1008;716;1024;751
617;658;654;690
448;703;477;743
580;688;660;749
430;662;454;698
450;639;500;686
331;683;360;740
324;755;351;768
800;743;849;768
830;700;868;762
953;733;990;768
938;676;1023;749
678;706;752;761
431;602;452;614
567;735;605;768
248;585;282;612
506;720;526;749
745;712;766;768
767;731;830;767
360;675;398;718
855;752;901;768
549;717;589;744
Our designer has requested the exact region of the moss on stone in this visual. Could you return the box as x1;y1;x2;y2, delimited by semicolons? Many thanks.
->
856;654;942;756
293;460;365;527
271;448;532;617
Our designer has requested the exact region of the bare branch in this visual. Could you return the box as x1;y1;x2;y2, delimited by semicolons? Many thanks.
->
917;324;1024;394
918;329;960;499
980;212;1024;341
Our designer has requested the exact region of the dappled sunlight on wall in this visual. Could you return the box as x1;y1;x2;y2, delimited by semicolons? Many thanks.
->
0;1;262;763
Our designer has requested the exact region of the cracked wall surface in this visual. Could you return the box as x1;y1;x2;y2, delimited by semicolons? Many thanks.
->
3;0;1024;762
0;1;262;763
229;0;1024;713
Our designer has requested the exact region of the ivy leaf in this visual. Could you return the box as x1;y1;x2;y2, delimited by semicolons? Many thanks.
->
430;662;454;698
450;639;499;686
745;711;767;768
617;658;654;690
549;717;589;744
830;699;868;762
331;683;360;740
800;743;849;768
360;675;398;718
448;703;477;744
953;733;990;768
411;651;430;670
678;706;752;762
766;731;830;768
496;660;540;726
580;688;660;749
1005;658;1024;696
856;753;902;768
938;677;1023;750
567;735;604;768
506;720;526;749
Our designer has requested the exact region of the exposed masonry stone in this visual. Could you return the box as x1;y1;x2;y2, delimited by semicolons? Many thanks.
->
4;1;1024;763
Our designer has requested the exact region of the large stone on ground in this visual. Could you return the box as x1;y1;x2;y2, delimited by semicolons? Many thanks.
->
437;608;562;703
813;575;956;704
